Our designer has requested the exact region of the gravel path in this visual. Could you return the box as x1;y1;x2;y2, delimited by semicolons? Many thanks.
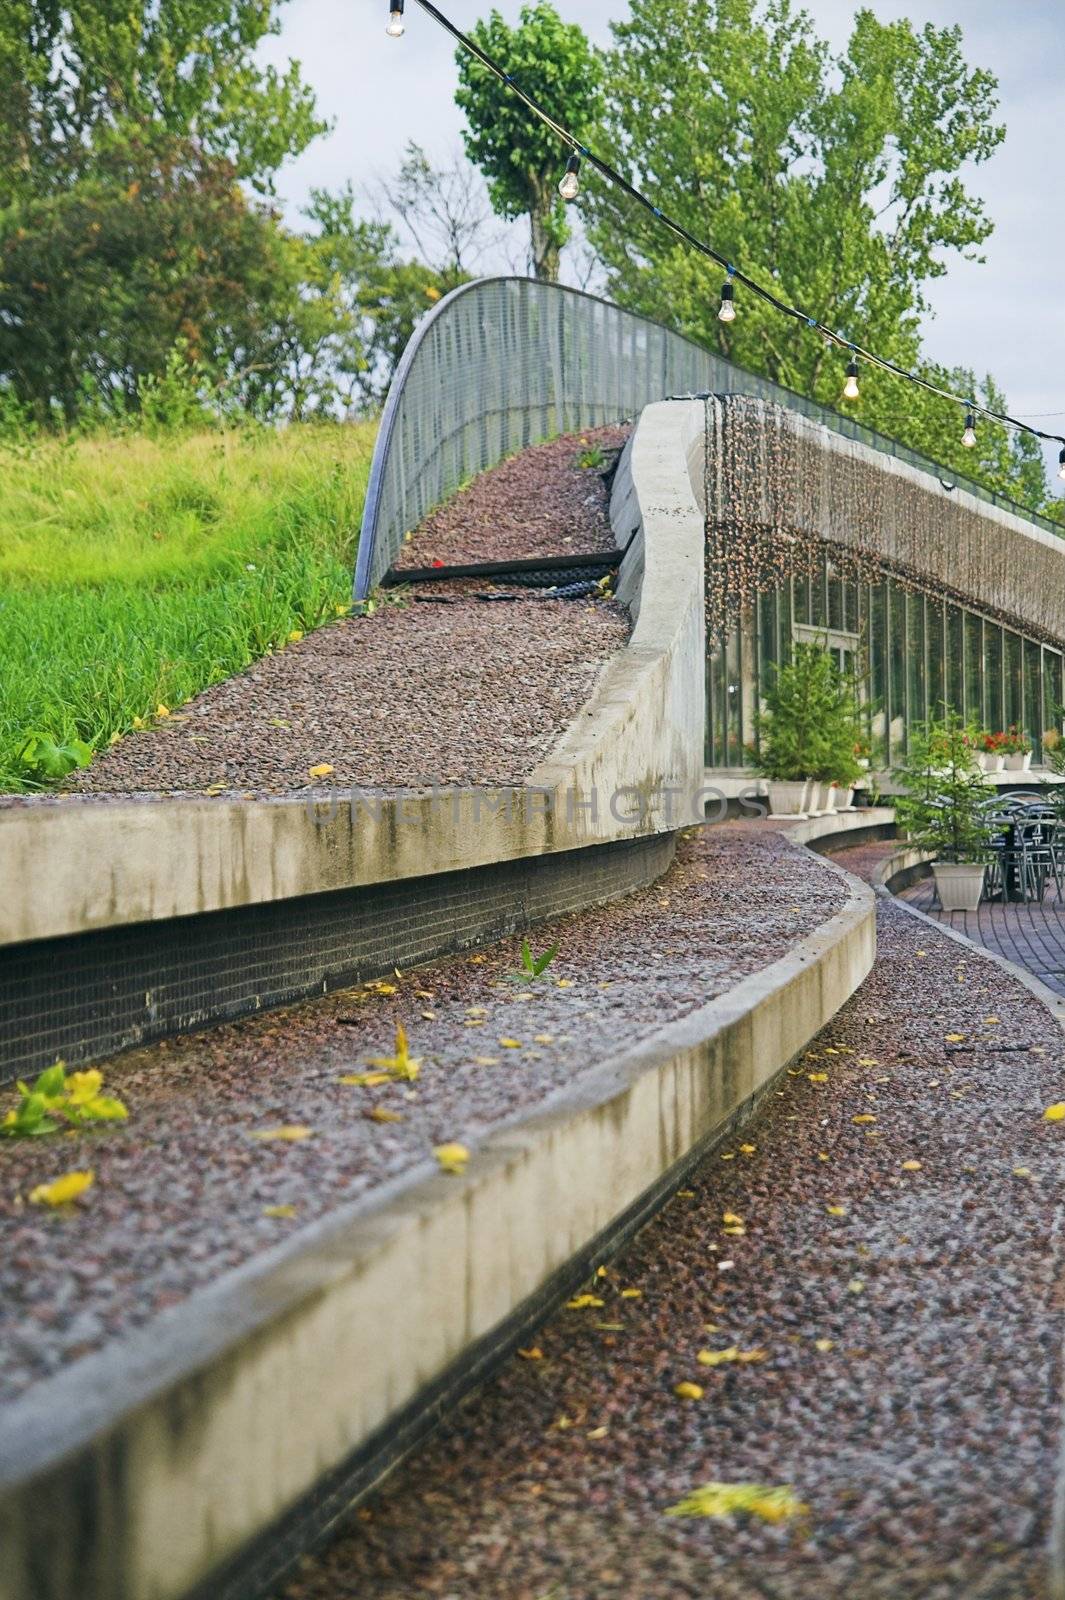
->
394;429;628;569
60;427;629;797
0;826;845;1401
271;842;1065;1600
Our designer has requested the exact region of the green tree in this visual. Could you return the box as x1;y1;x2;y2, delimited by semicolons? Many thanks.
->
0;0;323;204
584;1;1053;506
455;3;603;281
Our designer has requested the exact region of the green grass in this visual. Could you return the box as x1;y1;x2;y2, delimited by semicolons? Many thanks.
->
0;421;376;791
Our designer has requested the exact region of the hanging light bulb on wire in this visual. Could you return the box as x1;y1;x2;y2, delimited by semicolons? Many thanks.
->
718;272;736;324
558;153;581;202
386;0;405;37
962;407;977;448
843;353;860;402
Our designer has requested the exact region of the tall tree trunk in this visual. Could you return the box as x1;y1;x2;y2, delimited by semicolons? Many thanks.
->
529;204;561;282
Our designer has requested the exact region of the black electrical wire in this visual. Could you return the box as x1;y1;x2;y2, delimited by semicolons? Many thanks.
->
406;0;1065;453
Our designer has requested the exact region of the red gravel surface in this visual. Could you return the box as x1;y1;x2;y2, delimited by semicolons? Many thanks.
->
0;826;845;1401
271;845;1065;1600
394;428;629;569
62;427;629;797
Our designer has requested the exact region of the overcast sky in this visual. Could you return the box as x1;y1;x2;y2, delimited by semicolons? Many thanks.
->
262;0;1065;487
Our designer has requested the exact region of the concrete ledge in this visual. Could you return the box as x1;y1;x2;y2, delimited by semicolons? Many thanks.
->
0;836;876;1600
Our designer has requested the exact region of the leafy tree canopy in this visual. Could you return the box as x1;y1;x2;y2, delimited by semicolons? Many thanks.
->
455;2;603;281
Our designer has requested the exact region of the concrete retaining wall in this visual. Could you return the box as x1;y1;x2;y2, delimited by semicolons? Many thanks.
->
0;827;876;1600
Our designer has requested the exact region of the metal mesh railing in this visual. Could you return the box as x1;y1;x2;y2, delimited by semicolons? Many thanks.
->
354;276;1061;598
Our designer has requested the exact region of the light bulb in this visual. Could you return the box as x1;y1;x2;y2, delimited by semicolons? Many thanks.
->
1059;447;1065;483
962;409;977;448
558;153;580;202
718;279;736;324
386;1;405;37
843;358;860;402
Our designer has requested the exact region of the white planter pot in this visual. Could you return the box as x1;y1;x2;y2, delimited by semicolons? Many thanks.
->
932;861;986;912
1005;751;1032;772
975;751;990;773
837;787;856;811
823;785;839;815
765;780;810;817
985;754;1005;773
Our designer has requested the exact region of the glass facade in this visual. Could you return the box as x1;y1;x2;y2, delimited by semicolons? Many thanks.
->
706;554;1065;769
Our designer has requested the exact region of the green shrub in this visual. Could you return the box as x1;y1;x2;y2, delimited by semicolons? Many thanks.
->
755;641;862;784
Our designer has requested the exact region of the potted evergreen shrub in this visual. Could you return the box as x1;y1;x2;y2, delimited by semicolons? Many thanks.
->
755;642;861;817
895;713;995;911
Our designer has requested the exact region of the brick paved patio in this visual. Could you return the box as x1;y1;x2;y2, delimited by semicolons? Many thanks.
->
899;877;1065;996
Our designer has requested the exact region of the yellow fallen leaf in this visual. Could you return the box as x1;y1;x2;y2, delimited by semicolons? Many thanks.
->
739;1143;756;1155
826;1204;847;1217
620;1288;642;1299
262;1204;297;1219
287;629;304;642
677;1189;695;1197
665;1482;807;1523
308;763;335;779
722;1211;743;1225
984;1016;1000;1025
155;703;170;718
697;1346;738;1367
857;1057;878;1066
499;1038;521;1049
1044;1104;1065;1122
587;1426;609;1439
674;1382;705;1400
901;1159;922;1171
340;1071;391;1087
723;1225;746;1236
251;1125;313;1142
533;1034;554;1044
468;954;487;964
433;1142;469;1175
945;1033;965;1043
29;1170;94;1207
807;1072;829;1083
852;1114;877;1124
473;1055;500;1066
366;981;398;996
567;1294;605;1309
847;1278;865;1294
1013;1166;1032;1178
736;1348;767;1363
817;1152;830;1162
367;1107;403;1123
814;1338;834;1353
518;1346;544;1360
556;978;574;988
367;1022;421;1081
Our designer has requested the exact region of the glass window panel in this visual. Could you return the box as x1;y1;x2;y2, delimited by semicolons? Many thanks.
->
1005;631;1023;732
926;596;945;721
964;613;983;731
889;582;907;759
1024;638;1041;758
706;642;724;766
794;576;811;627
986;626;1003;733
1044;649;1064;739
869;583;888;767
946;605;964;720
725;626;743;765
907;592;926;731
811;557;827;628
844;580;859;634
828;567;843;631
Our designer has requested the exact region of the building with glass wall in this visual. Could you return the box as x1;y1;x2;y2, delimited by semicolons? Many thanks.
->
706;552;1065;771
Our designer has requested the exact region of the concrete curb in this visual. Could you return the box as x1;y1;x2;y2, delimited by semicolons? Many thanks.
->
0;831;875;1600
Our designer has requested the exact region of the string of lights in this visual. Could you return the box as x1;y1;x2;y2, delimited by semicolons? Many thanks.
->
384;0;1065;484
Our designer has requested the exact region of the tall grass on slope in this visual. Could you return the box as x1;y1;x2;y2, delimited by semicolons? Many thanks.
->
0;422;375;792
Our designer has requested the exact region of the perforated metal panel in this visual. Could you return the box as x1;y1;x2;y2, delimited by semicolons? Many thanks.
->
354;277;1059;599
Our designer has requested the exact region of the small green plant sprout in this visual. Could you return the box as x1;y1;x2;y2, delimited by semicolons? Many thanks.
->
17;731;92;786
1;1063;128;1139
510;938;560;982
576;447;605;470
